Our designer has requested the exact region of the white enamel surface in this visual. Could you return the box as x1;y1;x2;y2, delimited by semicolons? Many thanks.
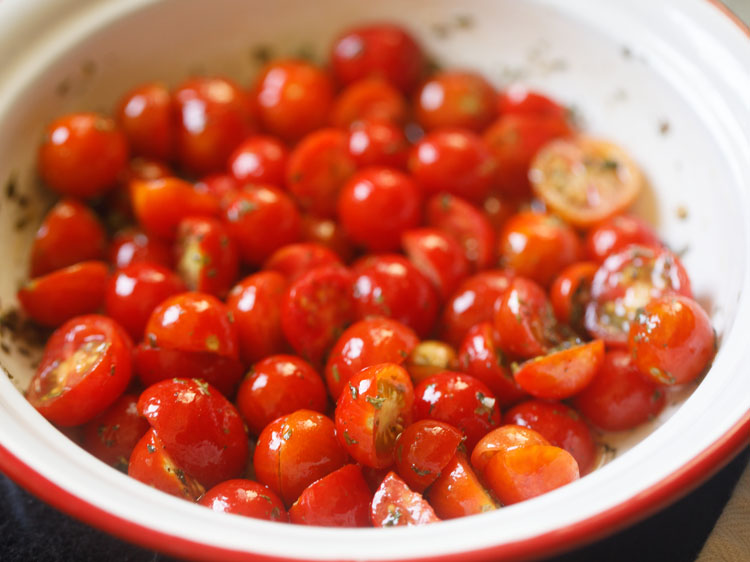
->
0;0;749;559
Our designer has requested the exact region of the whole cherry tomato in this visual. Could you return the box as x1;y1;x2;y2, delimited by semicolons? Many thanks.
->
393;419;463;493
347;119;410;169
263;242;341;282
584;214;661;263
194;173;240;203
549;261;597;333
83;393;149;470
199;480;289;522
300;214;355;262
425;453;496;519
414;71;497;132
497;85;568;120
109;228;173;270
371;472;440;527
470;424;549;478
402;227;470;301
331;78;408;128
115;82;174;161
228;135;289;187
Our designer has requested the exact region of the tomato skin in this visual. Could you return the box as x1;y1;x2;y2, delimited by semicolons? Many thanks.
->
425;453;496;519
335;363;415;469
105;262;186;341
325;317;418;401
405;340;459;385
470;425;549;478
497;86;568;120
413;371;501;451
300;214;355;262
402;228;470;301
371;472;440;527
549;261;597;332
414;71;497;132
331;78;408;128
236;354;328;436
110;228;173;270
26;315;133;426
254;60;334;142
30;199;107;278
289;464;373;527
573;350;666;431
393;420;463;493
38;112;129;199
505;400;597;475
629;295;715;386
194;173;240;203
223;185;301;266
254;410;349;506
499;211;582;288
18;261;109;328
199;479;289;522
115;82;174;161
263;242;342;283
286;128;357;218
338;167;422;252
83;393;149;470
228;135;289;187
347;119;410;170
331;24;425;93
352;254;438;339
513;340;604;401
138;378;248;489
584;215;661;263
483;444;579;505
409;129;496;203
226;272;288;366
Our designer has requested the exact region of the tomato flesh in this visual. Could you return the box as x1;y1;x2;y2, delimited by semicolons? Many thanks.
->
371;472;440;527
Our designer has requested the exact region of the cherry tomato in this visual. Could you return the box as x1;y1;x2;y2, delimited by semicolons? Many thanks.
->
425;453;496;519
254;409;349;506
18;261;109;328
109;228;173;270
470;424;549;478
286;128;357;218
393;420;463;493
83;393;149;470
335;363;414;468
505;400;597;475
371;472;440;527
405;340;459;385
549;261;597;333
263;242;341;282
402;227;469;301
199;479;289;522
584;214;661;263
26;315;133;426
223;185;301;266
194;173;240;203
498;211;582;288
425;194;496;271
573;350;666;431
38;112;128;199
497;85;569;120
338;167;422;252
413;371;500;451
629;295;715;386
228;135;289;187
253;59;334;142
226;271;288;365
414;71;497;132
352;254;438;339
331;78;408;128
115;82;174;161
300;214;355;262
347;119;410;169
105;157;173;230
236;354;328;436
585;245;692;347
482;194;519;233
325;317;418;401
530;137;644;228
331;24;425;93
105;262;186;341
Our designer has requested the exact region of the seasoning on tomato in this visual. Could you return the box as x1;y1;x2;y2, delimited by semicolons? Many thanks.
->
371;472;440;527
83;393;149;471
549;261;598;334
393;419;463;493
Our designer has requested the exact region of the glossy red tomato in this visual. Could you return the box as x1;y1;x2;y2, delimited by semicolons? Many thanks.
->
286;128;357;218
228;135;289;187
331;78;408;128
325;317;418;400
405;340;460;385
109;228;173;270
83;393;149;470
573;350;666;431
393;420;463;493
330;24;425;92
263;242;341;282
347;119;410;169
105;157;173;229
194;173;240;203
300;214;355;262
254;410;349;506
413;371;500;450
38;112;128;199
199;480;289;522
253;60;334;142
338;167;422;252
425;453;496;518
18;261;109;328
584;215;661;263
26;315;133;426
505;400;597;475
236;354;328;435
335;363;414;468
352;254;438;338
223;185;301;266
115;82;174;161
470;424;549;478
226;271;288;365
629;295;715;386
414;71;497;132
105;262;186;341
549;262;597;333
497;85;569;120
402;227;469;301
371;472;440;527
409;129;496;203
30;199;106;278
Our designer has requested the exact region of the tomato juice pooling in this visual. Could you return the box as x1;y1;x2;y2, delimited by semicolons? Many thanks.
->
19;20;716;529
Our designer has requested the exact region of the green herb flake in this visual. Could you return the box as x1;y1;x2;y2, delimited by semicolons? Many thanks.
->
331;364;341;383
365;395;386;409
205;335;220;352
282;428;293;441
146;443;156;454
349;383;359;400
411;466;432;476
343;430;358;445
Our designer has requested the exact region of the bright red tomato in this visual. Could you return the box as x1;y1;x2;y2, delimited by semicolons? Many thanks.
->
414;71;497;132
393;420;463;493
83;393;149;470
115;82;174;161
300;214;355;262
497;85;569;120
371;472;440;527
228;135;289;187
584;214;661;263
263;242;341;282
402;227;469;301
194;173;240;203
109;228;173;270
470;424;549;478
331;78;408;128
549;261;597;333
347;119;410;169
425;453;496;518
199;479;289;522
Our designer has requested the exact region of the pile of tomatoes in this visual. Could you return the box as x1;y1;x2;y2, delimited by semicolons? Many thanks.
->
19;22;716;527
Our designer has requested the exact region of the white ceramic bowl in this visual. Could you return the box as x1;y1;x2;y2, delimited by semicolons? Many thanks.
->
1;0;749;560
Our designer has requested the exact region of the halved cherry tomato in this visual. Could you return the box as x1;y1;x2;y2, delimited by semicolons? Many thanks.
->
18;261;109;328
346;119;410;169
335;363;414;468
371;472;440;527
263;242;341;282
300;214;355;262
109;228;173;270
26;315;133;426
584;214;661;263
228;135;289;187
550;261;597;333
254;409;349;506
402;228;469;301
405;341;459;385
115;82;174;161
425;453;496;518
83;393;149;470
414;71;497;132
530;137;644;228
199;479;289;522
629;295;715;386
470;424;549;478
497;85;568;120
393;420;463;493
331;78;408;128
